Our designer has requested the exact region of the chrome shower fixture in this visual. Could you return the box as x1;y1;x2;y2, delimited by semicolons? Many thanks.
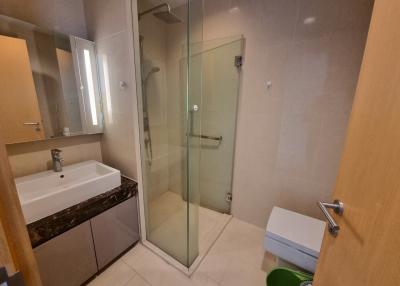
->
144;66;161;82
138;2;182;23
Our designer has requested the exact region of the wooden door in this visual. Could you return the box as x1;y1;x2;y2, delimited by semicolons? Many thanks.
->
0;35;45;144
314;0;400;285
0;136;42;285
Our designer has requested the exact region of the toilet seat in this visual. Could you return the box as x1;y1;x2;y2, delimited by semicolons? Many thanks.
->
265;207;326;273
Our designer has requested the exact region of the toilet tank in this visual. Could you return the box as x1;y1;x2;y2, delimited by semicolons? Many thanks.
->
265;207;326;273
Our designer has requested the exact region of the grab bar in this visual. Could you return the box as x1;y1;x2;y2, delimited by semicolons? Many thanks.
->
187;105;222;142
318;200;344;236
189;133;223;142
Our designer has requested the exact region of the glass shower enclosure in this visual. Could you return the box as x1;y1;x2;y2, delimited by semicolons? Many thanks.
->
134;0;243;269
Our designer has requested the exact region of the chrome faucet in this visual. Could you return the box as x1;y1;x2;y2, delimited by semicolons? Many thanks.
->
51;149;64;172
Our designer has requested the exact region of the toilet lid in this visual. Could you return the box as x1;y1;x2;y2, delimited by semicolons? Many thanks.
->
266;207;326;258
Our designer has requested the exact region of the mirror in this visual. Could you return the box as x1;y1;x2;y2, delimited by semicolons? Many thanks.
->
0;14;103;143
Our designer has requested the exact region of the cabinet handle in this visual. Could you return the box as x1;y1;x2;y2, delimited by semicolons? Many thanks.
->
24;122;41;131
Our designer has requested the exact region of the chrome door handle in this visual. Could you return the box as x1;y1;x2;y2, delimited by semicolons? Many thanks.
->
318;199;344;236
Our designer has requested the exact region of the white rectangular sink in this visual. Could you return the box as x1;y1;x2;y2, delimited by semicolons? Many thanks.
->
15;160;121;224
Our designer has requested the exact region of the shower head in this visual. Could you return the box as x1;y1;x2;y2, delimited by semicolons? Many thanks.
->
153;11;182;24
150;66;161;74
139;2;182;24
144;66;160;82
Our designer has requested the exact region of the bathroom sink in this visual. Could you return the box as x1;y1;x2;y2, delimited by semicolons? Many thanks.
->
15;160;121;224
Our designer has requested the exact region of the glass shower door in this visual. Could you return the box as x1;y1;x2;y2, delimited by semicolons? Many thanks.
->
136;0;241;270
198;37;243;213
135;0;202;268
186;0;203;267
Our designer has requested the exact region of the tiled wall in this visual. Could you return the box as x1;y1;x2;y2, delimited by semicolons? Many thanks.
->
7;135;102;178
200;0;374;227
137;0;171;200
153;0;373;226
83;0;138;179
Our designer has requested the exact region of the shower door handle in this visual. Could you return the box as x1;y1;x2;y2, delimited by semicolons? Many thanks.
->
318;200;344;236
187;105;223;142
189;133;223;142
189;105;199;135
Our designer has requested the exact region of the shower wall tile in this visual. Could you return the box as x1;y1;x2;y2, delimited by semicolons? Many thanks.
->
164;4;188;197
138;1;172;199
146;155;170;201
136;0;373;227
200;0;374;227
139;12;169;130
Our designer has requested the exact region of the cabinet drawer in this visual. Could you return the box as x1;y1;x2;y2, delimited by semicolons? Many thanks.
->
34;221;97;286
91;197;140;269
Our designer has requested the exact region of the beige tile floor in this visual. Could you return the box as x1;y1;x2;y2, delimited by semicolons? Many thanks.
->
88;218;275;286
146;191;231;264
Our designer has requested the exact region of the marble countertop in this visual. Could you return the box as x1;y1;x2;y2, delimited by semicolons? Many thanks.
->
27;176;138;248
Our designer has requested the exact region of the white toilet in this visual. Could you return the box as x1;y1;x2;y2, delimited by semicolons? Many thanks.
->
265;207;326;273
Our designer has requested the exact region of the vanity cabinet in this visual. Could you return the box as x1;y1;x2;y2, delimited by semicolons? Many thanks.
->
34;221;97;286
33;196;139;286
91;197;140;269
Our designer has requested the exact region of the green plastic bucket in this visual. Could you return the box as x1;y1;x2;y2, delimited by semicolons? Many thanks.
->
266;267;313;286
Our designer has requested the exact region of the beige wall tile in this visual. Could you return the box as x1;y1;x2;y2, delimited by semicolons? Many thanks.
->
7;135;102;178
132;0;372;230
201;0;374;227
84;0;138;179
